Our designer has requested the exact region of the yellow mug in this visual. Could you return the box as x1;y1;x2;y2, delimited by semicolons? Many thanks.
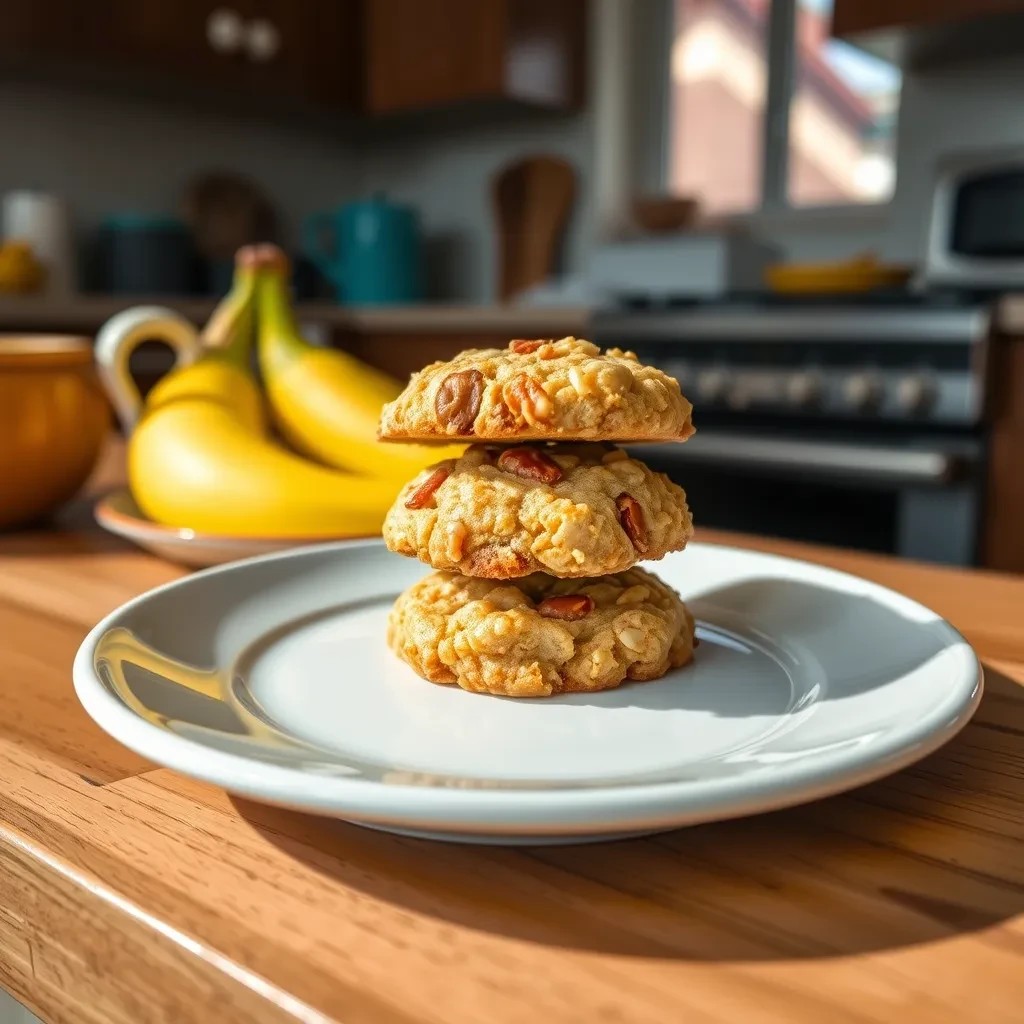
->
0;336;111;530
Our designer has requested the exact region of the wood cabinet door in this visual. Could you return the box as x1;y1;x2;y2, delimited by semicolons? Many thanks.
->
833;0;1024;36
364;0;505;114
0;0;361;112
257;0;363;110
81;0;261;87
0;1;95;62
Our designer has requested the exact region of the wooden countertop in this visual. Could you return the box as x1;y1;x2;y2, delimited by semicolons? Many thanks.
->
1;445;1022;1023
0;294;589;336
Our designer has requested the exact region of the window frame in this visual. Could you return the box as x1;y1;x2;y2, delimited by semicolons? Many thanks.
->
626;0;898;226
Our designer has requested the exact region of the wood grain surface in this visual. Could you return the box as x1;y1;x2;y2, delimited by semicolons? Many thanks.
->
0;441;1022;1023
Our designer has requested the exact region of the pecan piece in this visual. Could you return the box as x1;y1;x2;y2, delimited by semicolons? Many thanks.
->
537;594;594;621
435;369;484;434
510;339;545;354
404;462;454;509
502;373;553;425
496;446;564;484
494;401;518;430
616;493;649;553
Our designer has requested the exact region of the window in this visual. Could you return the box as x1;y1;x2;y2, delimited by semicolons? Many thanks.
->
666;0;900;215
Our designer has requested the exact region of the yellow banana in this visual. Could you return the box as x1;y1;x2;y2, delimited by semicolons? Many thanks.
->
255;248;463;478
129;254;399;538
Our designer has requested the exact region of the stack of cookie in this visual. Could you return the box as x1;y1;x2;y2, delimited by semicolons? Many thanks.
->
378;336;696;698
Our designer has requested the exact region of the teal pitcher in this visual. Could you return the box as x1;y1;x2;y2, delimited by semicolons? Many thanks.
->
304;195;422;305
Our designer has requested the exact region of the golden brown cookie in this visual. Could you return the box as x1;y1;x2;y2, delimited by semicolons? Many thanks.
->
387;566;695;697
378;337;694;443
383;443;692;578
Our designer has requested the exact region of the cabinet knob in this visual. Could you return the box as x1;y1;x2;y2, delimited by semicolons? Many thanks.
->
246;18;281;62
206;8;244;54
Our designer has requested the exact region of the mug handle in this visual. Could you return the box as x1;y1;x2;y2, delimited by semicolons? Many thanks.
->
94;306;201;433
303;212;343;288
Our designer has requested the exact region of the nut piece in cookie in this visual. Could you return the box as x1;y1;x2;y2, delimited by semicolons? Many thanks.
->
378;337;695;443
387;567;696;697
434;369;483;435
496;446;563;484
616;493;649;553
382;443;694;579
404;462;454;509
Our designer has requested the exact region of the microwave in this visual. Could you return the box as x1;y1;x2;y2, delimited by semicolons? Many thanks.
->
925;148;1024;289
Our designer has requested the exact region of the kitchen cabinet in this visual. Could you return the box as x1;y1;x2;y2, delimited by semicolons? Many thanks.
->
832;0;1024;36
0;0;363;112
365;0;585;114
832;0;1024;65
0;1;584;116
982;338;1024;573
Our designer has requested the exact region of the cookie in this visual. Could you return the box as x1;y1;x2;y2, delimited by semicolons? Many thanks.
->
378;337;694;443
387;566;695;697
383;443;692;578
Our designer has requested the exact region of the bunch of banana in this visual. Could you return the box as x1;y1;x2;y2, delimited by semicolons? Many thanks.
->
128;248;417;538
255;245;463;475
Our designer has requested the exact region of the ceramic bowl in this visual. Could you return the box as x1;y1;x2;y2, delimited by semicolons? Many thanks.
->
0;336;110;530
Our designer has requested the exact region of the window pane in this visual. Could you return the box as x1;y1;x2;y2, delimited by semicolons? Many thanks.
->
788;0;900;206
667;0;768;214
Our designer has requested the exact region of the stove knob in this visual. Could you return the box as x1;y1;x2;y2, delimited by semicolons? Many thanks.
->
786;371;821;408
697;368;728;402
843;372;881;411
665;361;689;389
727;383;752;410
896;375;935;414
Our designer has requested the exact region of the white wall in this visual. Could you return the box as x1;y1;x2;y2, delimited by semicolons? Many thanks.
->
0;81;361;249
0;80;591;301
357;113;593;302
882;54;1024;260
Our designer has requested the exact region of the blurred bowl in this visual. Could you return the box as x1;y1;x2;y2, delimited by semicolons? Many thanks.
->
631;196;700;233
766;256;914;294
0;336;110;530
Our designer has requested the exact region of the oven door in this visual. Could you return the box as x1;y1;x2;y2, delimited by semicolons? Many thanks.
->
629;432;984;565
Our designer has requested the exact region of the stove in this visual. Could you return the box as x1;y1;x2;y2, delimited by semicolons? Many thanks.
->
594;291;990;426
591;291;998;565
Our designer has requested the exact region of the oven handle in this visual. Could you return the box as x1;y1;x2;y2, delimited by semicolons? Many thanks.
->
629;433;971;486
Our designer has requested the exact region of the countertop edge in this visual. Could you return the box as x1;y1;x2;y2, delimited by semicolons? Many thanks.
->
0;296;591;335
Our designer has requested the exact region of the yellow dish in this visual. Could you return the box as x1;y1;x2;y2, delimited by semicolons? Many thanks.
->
765;257;913;295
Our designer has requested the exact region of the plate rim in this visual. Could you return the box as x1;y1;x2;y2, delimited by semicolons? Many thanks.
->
73;539;984;836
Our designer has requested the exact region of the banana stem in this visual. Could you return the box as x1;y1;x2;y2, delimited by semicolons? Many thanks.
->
256;265;309;372
201;265;258;367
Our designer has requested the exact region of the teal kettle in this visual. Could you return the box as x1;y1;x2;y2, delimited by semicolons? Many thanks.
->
304;194;423;305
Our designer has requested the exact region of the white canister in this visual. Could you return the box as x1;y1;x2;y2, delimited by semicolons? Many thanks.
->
2;191;76;296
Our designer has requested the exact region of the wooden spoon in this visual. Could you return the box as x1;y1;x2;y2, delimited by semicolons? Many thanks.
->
492;155;576;301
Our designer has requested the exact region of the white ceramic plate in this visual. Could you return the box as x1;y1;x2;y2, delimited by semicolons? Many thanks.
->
95;488;371;568
74;541;982;843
